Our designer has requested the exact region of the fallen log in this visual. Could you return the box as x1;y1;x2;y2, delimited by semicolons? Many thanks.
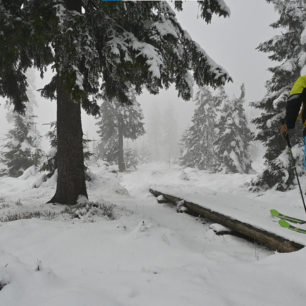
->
149;188;304;253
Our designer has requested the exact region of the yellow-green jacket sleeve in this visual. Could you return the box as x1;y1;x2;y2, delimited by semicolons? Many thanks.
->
290;75;306;96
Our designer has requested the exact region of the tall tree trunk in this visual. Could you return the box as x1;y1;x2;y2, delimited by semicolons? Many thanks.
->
118;119;126;172
48;0;87;205
49;74;87;205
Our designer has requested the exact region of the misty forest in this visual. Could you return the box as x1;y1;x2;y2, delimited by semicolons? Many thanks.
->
0;0;306;305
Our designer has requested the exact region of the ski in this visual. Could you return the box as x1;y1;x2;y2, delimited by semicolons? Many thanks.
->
270;209;306;224
278;220;306;234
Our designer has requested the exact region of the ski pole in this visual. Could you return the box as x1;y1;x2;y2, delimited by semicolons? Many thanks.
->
284;133;306;214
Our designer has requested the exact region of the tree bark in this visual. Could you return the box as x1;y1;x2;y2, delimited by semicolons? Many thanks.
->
48;0;87;205
118;119;126;172
48;74;87;205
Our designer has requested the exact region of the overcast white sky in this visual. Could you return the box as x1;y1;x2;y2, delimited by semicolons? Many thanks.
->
175;0;279;100
0;0;280;151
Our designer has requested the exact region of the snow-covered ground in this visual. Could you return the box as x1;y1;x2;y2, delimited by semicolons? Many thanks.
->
1;162;306;306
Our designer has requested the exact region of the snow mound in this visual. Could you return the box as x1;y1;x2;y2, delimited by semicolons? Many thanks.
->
132;220;153;233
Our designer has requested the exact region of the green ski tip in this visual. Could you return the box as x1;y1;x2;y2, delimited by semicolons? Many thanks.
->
279;220;290;228
270;209;279;217
278;219;306;234
270;209;306;224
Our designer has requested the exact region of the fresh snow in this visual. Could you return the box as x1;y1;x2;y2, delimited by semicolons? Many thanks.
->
1;162;306;305
153;19;178;39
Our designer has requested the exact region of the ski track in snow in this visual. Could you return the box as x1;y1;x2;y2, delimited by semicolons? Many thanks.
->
0;162;306;306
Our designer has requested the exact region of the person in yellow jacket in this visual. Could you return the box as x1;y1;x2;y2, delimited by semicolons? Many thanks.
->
280;75;306;135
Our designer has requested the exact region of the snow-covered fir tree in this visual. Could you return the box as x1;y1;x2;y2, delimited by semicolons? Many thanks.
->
180;87;218;170
0;0;231;204
214;84;253;173
181;85;252;173
1;110;42;177
97;93;145;172
211;86;227;171
251;0;306;191
1;69;42;178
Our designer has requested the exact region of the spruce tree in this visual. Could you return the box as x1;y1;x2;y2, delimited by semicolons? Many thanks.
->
214;84;253;173
1;111;42;177
251;0;306;190
97;94;145;172
0;0;231;204
1;69;42;177
180;87;217;170
211;86;227;171
181;85;252;173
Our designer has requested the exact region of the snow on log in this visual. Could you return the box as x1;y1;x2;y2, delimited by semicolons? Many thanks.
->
149;188;304;253
209;223;232;235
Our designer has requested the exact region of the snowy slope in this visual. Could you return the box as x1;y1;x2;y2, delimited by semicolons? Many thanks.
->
0;162;306;305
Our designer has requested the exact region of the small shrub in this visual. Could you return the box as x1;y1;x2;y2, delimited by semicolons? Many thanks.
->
64;201;116;221
0;210;57;222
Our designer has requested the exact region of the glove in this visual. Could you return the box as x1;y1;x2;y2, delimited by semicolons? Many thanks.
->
280;123;288;138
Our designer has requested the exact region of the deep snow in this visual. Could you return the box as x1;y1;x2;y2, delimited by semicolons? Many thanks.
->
0;162;306;306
